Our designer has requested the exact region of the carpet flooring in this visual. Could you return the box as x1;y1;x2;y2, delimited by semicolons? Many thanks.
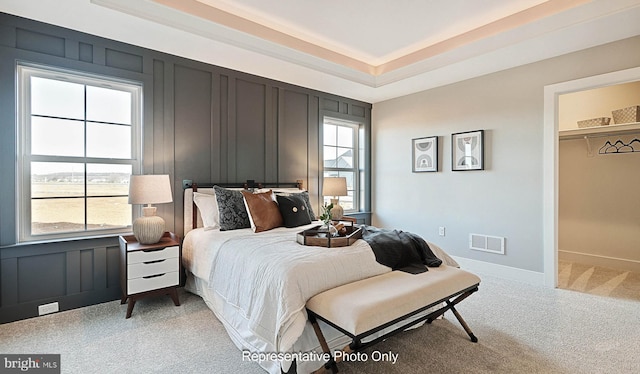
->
1;271;639;374
558;260;640;301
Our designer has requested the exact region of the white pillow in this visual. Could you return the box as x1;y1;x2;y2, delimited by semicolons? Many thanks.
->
255;187;306;202
242;195;256;232
256;187;305;194
193;191;219;229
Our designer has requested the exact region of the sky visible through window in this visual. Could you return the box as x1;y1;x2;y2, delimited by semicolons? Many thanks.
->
323;121;356;210
30;77;133;173
23;70;138;238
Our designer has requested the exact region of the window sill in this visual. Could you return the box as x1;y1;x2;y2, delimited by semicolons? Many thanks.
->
1;231;131;250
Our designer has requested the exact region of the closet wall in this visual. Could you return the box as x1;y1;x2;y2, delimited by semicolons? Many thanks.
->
558;82;640;272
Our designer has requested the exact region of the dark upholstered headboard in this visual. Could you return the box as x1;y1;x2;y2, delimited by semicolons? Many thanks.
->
183;180;304;234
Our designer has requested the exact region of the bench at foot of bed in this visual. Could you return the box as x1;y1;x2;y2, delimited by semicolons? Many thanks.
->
306;265;481;374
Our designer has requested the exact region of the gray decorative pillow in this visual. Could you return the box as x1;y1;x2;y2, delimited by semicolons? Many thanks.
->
214;186;250;231
275;190;316;221
299;191;316;220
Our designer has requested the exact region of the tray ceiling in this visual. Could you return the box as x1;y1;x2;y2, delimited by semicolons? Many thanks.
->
3;0;640;102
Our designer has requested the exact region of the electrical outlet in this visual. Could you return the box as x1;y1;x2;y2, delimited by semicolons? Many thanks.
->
182;179;193;189
438;227;445;236
38;302;59;316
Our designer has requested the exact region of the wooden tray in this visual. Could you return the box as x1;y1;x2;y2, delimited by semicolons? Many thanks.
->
297;225;362;248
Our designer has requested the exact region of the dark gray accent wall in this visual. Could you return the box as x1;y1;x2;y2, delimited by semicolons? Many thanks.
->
0;13;371;323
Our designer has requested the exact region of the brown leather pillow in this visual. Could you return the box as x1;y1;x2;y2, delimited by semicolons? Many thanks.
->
241;190;283;232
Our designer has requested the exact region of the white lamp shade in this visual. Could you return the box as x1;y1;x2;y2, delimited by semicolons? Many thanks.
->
322;177;347;197
323;177;347;220
128;174;172;244
128;175;173;205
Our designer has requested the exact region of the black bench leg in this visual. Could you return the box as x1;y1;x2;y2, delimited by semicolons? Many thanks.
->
427;289;475;323
308;313;339;374
448;302;478;343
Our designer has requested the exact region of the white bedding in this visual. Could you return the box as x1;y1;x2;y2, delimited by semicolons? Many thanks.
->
182;223;458;374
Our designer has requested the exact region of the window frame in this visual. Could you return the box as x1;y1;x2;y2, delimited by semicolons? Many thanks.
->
17;63;142;243
322;117;362;212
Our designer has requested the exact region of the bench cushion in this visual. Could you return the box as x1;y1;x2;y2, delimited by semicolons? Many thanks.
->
306;265;480;336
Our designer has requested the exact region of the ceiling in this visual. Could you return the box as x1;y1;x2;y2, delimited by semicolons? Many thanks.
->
3;0;640;102
154;0;557;72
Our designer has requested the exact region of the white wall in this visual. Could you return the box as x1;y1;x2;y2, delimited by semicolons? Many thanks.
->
372;35;640;274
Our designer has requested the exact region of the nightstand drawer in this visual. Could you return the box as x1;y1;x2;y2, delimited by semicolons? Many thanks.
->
127;271;179;295
128;245;179;264
128;257;179;279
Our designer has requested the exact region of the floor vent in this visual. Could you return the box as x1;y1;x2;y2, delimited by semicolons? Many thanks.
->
470;234;505;254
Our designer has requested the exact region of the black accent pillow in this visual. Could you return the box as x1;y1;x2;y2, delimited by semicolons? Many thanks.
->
275;191;316;221
214;186;250;231
276;194;312;228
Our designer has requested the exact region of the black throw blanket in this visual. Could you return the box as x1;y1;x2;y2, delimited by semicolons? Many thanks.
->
360;225;442;274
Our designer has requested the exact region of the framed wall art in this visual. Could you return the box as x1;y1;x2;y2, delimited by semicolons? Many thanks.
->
452;130;484;171
412;136;438;172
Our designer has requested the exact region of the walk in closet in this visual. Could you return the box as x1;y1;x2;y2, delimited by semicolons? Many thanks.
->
558;81;640;282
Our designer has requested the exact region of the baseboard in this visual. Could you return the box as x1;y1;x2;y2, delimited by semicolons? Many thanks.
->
559;250;640;272
0;288;121;324
452;256;545;286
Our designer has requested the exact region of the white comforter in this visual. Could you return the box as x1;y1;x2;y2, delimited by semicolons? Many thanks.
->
182;223;458;372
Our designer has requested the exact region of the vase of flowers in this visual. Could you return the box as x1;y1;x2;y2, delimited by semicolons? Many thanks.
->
317;202;338;237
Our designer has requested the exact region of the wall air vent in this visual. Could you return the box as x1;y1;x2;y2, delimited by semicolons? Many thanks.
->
469;233;505;255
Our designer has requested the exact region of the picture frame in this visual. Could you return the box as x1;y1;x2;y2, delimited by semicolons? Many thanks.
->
452;130;484;171
412;136;438;172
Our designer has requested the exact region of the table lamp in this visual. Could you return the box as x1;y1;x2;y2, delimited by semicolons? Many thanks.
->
128;174;173;244
322;177;347;220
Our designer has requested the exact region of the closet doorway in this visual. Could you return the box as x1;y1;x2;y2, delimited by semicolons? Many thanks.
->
544;69;640;300
543;67;640;293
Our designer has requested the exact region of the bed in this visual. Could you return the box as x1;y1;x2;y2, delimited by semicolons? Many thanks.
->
181;182;461;374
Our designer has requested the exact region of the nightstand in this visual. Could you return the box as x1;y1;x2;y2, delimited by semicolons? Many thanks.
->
335;216;357;224
119;232;181;318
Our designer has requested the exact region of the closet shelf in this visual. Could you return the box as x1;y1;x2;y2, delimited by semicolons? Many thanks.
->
559;122;640;140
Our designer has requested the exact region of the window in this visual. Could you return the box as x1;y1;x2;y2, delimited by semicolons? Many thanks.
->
17;64;141;242
323;118;363;211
